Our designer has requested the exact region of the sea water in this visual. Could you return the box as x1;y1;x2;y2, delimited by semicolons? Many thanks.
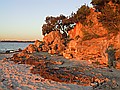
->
0;42;33;53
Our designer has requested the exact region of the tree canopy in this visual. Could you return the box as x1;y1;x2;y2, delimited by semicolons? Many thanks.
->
91;0;120;11
42;15;75;37
91;0;110;11
91;0;120;33
74;5;90;24
42;5;90;36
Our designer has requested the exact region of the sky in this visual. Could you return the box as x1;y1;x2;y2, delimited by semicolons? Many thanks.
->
0;0;92;41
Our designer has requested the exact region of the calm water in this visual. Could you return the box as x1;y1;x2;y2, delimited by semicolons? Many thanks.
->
0;42;33;53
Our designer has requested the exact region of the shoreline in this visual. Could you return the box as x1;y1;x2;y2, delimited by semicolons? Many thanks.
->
0;53;17;60
0;41;35;43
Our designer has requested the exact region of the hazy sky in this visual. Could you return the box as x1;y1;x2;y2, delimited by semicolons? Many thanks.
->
0;0;92;41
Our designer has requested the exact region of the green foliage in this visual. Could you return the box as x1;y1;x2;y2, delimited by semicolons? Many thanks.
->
89;20;94;27
91;0;110;11
91;0;110;5
91;0;120;11
91;0;120;34
42;5;90;36
98;4;120;33
112;0;120;4
74;5;90;25
42;15;75;36
42;0;120;38
77;5;90;16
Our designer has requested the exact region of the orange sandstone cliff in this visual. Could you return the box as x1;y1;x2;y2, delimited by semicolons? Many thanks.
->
65;8;120;68
12;8;120;69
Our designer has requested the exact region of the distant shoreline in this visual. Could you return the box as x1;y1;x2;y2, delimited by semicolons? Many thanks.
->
0;41;35;43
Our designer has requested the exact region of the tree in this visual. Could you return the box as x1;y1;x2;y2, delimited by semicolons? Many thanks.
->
98;3;120;33
112;0;120;4
42;5;90;36
91;0;110;11
74;5;90;24
42;14;75;37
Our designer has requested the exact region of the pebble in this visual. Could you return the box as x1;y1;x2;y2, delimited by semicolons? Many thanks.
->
91;82;98;87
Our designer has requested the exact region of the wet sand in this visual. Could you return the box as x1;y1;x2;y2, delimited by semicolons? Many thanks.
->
0;53;14;60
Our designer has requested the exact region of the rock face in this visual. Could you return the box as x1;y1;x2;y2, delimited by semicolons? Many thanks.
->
68;9;107;40
34;40;43;48
43;31;63;45
13;30;120;69
65;9;120;67
64;32;120;65
42;45;49;52
43;31;65;54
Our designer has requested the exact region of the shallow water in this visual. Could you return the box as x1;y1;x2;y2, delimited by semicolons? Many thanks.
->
0;42;33;53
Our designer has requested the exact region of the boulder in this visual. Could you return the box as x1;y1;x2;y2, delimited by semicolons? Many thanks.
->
63;52;73;59
63;37;109;64
48;49;58;54
43;31;63;45
68;22;83;39
17;52;30;59
42;45;49;52
43;31;65;53
68;40;77;51
37;47;42;52
52;37;65;51
24;44;37;53
34;40;43;48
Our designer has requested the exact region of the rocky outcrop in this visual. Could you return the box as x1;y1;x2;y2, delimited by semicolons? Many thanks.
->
64;9;120;67
34;40;43;48
18;30;119;68
68;9;107;40
11;8;120;69
43;31;63;45
12;31;66;61
43;31;65;54
17;30;119;69
23;44;37;53
11;40;44;61
42;45;49;52
64;32;120;66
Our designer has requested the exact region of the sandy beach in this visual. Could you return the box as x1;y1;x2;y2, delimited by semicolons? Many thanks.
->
0;53;93;90
0;52;120;90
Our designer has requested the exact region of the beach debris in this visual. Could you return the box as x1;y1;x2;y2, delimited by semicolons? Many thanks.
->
6;50;15;53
